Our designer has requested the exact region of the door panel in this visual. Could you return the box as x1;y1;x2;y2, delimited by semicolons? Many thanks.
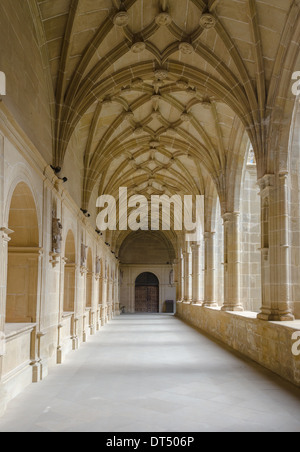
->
147;286;159;313
135;285;159;313
135;286;148;312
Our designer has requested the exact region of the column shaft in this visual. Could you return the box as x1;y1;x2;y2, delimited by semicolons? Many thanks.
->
183;251;192;302
180;256;184;301
258;174;294;321
172;259;180;302
192;244;202;304
204;232;217;307
222;212;243;312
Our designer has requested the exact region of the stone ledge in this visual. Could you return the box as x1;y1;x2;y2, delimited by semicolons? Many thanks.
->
4;323;36;341
176;302;300;387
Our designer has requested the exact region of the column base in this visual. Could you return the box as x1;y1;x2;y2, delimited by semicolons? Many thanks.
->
257;310;295;322
72;336;79;350
57;347;63;365
203;302;219;308
90;326;96;336
31;360;42;383
193;301;203;306
221;305;244;312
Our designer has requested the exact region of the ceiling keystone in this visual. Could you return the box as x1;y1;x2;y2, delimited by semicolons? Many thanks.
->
113;11;129;27
179;42;195;55
131;41;146;53
199;13;217;29
155;12;172;27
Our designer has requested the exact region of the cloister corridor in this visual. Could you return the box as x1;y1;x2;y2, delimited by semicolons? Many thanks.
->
0;314;300;433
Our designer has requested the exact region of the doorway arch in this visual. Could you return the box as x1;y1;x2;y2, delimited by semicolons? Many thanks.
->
135;273;159;313
6;182;39;323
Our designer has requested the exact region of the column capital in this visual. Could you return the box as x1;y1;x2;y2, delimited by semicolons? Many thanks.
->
80;266;87;276
0;227;13;243
204;231;216;240
257;174;275;195
222;212;240;222
278;171;289;184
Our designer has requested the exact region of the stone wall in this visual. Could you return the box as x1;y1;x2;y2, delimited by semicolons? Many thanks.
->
177;302;300;387
0;103;120;417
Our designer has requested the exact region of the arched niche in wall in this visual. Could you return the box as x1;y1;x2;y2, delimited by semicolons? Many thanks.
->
6;182;40;323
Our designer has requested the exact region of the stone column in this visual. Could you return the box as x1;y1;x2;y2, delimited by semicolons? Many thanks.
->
89;307;95;336
71;315;79;350
80;267;88;342
222;212;243;312
108;278;113;320
257;174;294;321
102;276;108;324
191;244;202;304
0;228;12;358
180;254;184;301
203;232;218;307
115;270;121;315
172;259;180;301
95;274;100;330
183;250;192;302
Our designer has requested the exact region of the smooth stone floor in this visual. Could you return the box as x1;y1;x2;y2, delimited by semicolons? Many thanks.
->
1;314;300;432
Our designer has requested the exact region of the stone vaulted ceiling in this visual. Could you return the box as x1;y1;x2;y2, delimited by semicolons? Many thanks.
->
35;0;300;227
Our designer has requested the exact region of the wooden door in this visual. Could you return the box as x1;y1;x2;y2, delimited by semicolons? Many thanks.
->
135;286;159;313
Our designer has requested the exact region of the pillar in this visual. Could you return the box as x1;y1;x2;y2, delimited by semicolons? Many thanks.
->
183;250;192;302
203;232;218;307
102;276;108;324
108;278;113;320
180;254;184;301
0;228;12;364
95;274;100;330
191;243;202;304
257;174;294;321
222;212;243;312
114;270;120;315
71;315;79;350
172;259;180;302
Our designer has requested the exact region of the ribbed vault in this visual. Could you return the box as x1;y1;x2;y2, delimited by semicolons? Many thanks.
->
35;0;300;249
